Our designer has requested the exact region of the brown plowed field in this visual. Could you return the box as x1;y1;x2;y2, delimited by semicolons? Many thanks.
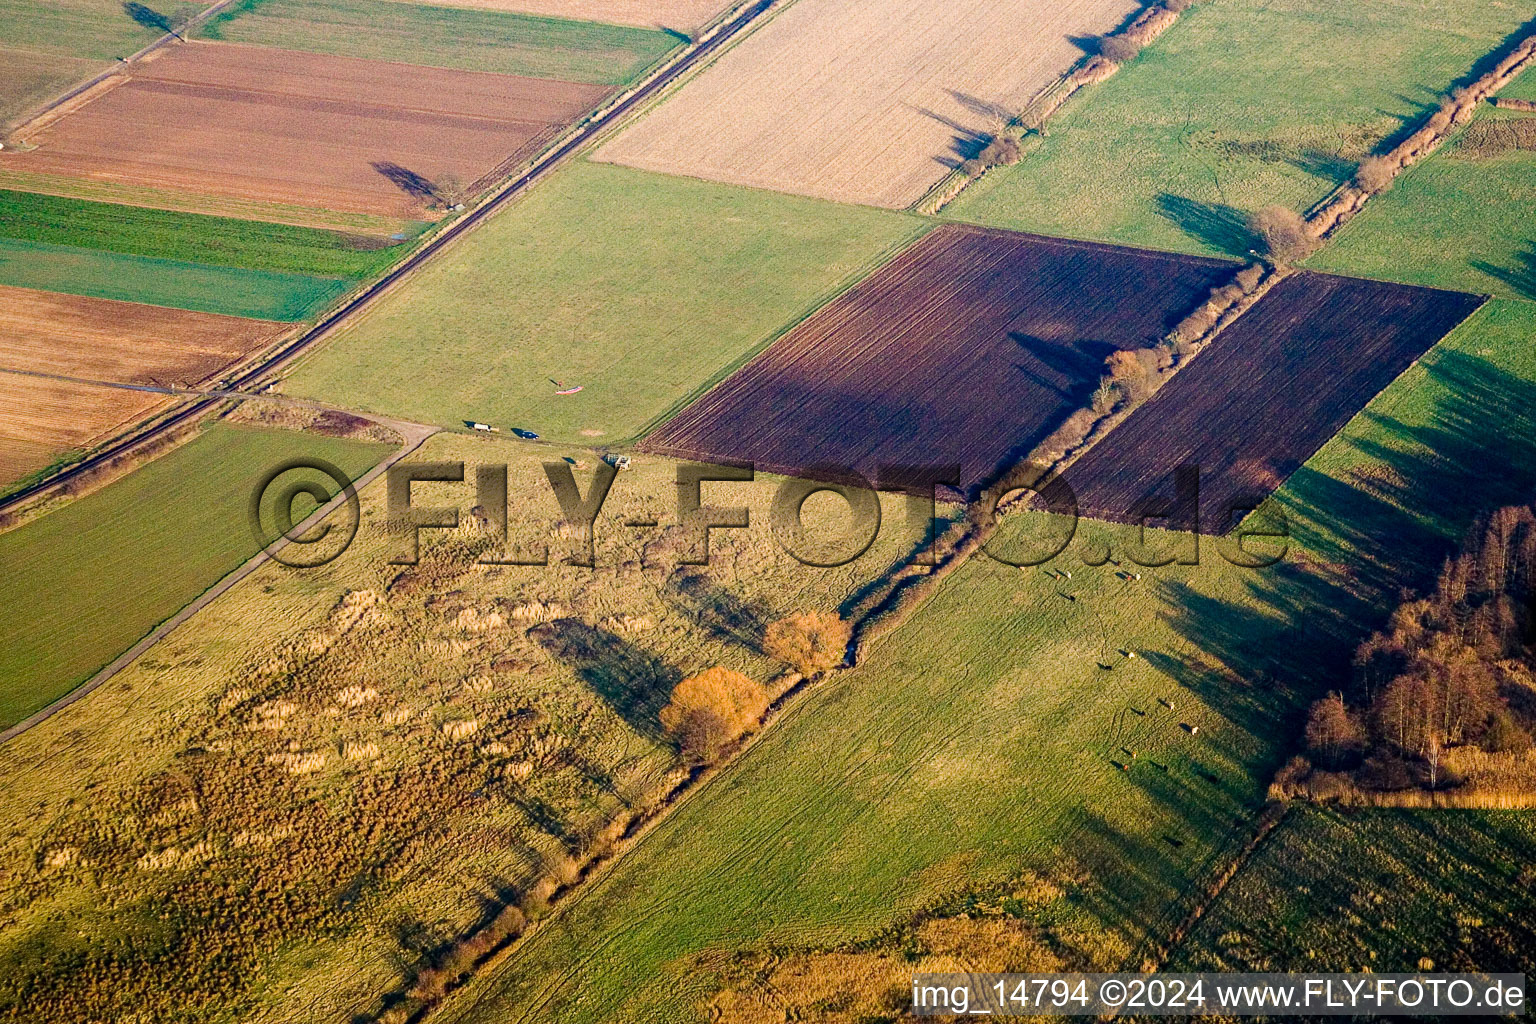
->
639;225;1234;493
0;436;64;487
0;42;610;217
1060;273;1485;533
0;285;288;486
0;285;288;384
596;0;1138;207
374;0;726;30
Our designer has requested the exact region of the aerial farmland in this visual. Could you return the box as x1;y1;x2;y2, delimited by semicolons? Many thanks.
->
3;0;1536;1020
595;0;1142;207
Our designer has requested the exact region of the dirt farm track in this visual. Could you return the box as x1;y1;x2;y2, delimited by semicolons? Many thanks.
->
597;0;1140;207
0;41;610;219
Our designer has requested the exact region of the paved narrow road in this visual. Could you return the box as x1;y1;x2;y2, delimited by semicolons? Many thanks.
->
0;415;438;746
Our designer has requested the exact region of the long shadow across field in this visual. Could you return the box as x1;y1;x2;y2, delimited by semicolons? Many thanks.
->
1154;350;1536;759
529;619;681;739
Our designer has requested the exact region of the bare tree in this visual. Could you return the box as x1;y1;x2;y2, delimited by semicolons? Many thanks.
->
765;611;850;676
1250;205;1317;264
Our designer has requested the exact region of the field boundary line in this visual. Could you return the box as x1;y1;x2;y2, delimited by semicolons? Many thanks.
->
621;218;935;446
0;0;779;519
0;416;437;747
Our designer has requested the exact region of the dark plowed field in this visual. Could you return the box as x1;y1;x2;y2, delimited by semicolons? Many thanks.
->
639;224;1234;492
1061;272;1485;533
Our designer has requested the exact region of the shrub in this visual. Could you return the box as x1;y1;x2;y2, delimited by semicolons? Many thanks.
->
1090;380;1118;414
765;611;851;676
1233;263;1265;292
1037;408;1097;456
959;157;985;177
1104;349;1152;405
978;136;1022;167
1097;34;1142;63
659;666;770;758
1162;0;1194;10
1250;205;1317;264
1304;692;1364;768
1353;155;1397;192
1483;710;1532;754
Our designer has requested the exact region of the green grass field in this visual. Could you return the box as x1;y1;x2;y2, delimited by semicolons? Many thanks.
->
0;237;353;320
198;0;678;84
431;300;1536;1022
1172;806;1536;972
0;422;390;729
0;0;195;61
286;161;924;442
0;189;418;277
948;0;1533;257
1307;110;1536;298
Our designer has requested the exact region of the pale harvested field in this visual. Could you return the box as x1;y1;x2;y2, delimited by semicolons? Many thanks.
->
0;285;288;484
371;0;726;30
0;41;610;217
0;372;163;474
0;435;62;485
596;0;1138;207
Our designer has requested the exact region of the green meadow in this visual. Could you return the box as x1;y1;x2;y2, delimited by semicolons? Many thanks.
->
0;423;390;729
0;238;352;320
286;161;924;443
1308;107;1536;298
949;0;1533;257
0;189;417;277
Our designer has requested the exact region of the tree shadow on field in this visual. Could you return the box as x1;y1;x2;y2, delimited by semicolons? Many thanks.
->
529;618;680;738
1010;333;1119;403
665;570;772;654
1286;148;1356;185
372;161;442;204
1154;193;1257;257
911;103;989;169
1471;249;1536;300
947;90;1014;126
123;1;177;35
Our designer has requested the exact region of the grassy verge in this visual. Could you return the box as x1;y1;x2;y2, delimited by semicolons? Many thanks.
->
0;421;391;728
0;237;352;320
430;300;1536;1022
198;0;679;84
947;0;1533;257
285;161;925;443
